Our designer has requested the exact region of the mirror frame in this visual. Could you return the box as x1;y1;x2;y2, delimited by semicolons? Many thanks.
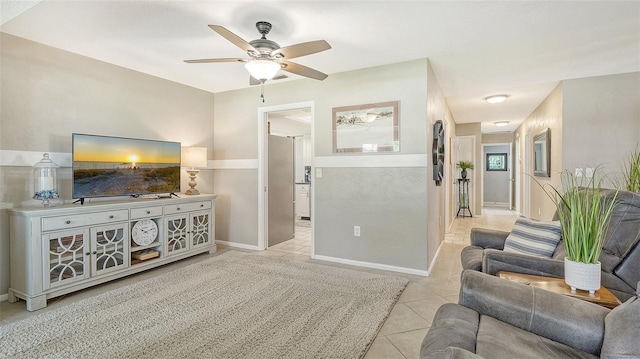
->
533;128;551;177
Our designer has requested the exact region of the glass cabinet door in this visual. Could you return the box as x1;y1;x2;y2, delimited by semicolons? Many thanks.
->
91;223;129;276
43;230;89;290
190;211;211;250
165;215;189;256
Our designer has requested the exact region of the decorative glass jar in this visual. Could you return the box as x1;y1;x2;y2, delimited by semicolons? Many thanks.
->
33;153;60;207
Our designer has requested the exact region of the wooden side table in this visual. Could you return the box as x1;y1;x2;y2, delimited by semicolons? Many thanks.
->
498;271;621;309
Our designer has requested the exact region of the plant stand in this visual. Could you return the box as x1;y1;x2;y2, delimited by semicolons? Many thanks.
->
457;178;472;218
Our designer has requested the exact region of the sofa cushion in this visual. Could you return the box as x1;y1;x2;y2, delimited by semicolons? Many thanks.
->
601;291;640;359
503;216;562;257
421;303;479;356
476;316;598;359
598;189;640;274
461;246;484;271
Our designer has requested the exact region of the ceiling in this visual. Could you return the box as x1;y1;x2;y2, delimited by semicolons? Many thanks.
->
2;1;639;134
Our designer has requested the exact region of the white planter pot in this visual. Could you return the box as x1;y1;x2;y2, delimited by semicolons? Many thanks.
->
564;257;601;293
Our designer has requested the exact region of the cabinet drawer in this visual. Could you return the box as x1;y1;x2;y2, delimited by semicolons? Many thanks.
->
42;210;129;232
164;201;211;215
131;206;163;220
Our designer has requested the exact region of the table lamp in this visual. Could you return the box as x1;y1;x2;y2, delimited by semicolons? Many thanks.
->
181;147;207;195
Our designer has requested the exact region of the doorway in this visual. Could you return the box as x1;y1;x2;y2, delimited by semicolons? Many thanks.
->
482;143;512;210
258;102;314;256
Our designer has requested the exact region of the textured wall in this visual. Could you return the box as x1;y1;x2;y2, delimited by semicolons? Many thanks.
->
514;83;563;221
514;73;640;220
426;62;451;265
562;72;640;179
0;33;215;296
314;167;428;268
213;59;437;272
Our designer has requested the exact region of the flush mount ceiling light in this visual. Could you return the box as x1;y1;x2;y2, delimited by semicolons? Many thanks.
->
494;121;509;127
484;94;509;104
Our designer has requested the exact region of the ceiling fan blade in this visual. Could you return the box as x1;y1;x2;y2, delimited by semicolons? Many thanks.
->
184;58;247;63
208;25;258;55
272;40;331;59
280;61;328;81
250;74;288;86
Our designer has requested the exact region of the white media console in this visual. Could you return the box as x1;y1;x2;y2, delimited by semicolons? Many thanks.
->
8;194;216;311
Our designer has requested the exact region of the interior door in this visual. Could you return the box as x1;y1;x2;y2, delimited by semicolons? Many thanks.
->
268;135;295;247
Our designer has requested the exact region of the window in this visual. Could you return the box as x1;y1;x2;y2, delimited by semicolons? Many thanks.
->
486;153;507;171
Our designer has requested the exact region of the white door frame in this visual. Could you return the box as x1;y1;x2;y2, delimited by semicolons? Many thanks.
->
257;101;315;252
514;136;521;213
523;133;531;217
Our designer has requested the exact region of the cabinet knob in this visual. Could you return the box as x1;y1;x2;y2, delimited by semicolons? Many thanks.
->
85;252;91;256
200;204;204;208
66;220;71;224
177;207;181;211
93;251;97;255
146;210;151;214
109;215;114;219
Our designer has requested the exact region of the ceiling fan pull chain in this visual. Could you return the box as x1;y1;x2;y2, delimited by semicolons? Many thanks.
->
261;81;265;102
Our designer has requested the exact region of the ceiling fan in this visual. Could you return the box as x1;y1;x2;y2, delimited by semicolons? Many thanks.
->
185;21;331;89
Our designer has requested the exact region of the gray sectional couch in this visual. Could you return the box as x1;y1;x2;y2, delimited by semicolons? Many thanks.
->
420;270;640;359
460;189;640;301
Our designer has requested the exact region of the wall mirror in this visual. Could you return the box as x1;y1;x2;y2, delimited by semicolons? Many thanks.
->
533;128;551;177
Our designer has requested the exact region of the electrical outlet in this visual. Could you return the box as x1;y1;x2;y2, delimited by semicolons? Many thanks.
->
575;168;583;177
538;208;541;215
316;168;323;178
585;167;594;178
354;226;360;237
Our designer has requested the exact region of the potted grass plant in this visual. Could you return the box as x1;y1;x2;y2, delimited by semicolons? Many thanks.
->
539;167;618;293
622;147;640;193
456;160;474;179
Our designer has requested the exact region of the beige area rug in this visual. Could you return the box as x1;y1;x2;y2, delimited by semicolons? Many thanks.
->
0;251;408;358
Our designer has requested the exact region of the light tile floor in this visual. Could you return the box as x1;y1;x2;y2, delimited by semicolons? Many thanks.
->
0;209;518;359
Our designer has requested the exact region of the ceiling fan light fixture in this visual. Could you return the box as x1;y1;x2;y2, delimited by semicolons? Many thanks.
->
484;94;509;104
494;121;509;127
244;60;280;81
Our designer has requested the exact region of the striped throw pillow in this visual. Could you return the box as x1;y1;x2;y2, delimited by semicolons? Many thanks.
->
503;216;562;257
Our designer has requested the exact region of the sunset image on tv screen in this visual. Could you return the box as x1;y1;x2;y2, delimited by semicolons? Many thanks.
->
72;134;181;198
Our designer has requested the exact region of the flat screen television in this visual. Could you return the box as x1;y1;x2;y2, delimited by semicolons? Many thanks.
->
72;133;181;200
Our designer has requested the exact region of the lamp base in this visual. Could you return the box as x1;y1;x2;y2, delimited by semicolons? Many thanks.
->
185;169;200;196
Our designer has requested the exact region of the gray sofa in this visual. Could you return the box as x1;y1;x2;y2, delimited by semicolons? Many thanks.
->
420;270;640;359
461;189;640;301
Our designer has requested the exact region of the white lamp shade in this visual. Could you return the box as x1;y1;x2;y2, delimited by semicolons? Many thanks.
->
181;147;208;168
245;60;280;80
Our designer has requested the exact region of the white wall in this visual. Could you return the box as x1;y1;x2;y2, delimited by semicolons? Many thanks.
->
0;33;215;296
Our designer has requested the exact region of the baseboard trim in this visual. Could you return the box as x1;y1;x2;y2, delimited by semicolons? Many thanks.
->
313;254;429;276
427;241;444;275
215;240;261;251
483;202;509;207
0;293;8;302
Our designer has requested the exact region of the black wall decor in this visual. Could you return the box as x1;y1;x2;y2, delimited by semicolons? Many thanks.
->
432;120;445;186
